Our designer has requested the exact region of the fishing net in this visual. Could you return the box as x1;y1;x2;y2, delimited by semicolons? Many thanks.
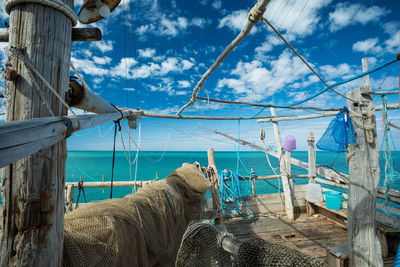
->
317;107;356;152
63;163;211;267
175;223;235;267
234;238;328;267
176;223;328;267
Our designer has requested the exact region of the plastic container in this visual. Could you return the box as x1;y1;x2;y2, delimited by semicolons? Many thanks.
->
284;135;296;151
306;183;323;203
324;191;342;210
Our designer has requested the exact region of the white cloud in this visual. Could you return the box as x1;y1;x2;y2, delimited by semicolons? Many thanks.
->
91;40;114;53
159;16;188;37
123;88;136;91
71;57;109;76
264;0;332;36
328;3;388;32
93;56;112;65
216;50;311;102
320;63;354;81
384;31;400;54
191;18;211;29
138;48;156;58
218;10;253;33
178;80;191;88
352;38;383;54
212;0;222;10
112;57;138;77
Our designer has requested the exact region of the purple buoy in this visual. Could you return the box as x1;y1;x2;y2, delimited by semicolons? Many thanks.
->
284;135;296;151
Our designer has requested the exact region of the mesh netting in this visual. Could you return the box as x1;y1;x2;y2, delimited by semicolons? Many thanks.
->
317;107;356;152
234;238;328;267
176;223;235;267
63;164;211;267
176;224;328;267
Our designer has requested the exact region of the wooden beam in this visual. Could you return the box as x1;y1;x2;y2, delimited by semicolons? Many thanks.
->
207;147;220;212
307;132;316;183
388;122;400;131
346;57;383;267
257;104;400;122
365;90;399;95
65;181;146;188
0;0;73;264
67;75;117;114
0;111;128;168
0;27;102;42
270;107;294;220
200;124;350;184
196;96;342;111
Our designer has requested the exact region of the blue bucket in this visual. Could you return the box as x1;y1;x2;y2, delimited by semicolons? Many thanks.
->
324;191;342;210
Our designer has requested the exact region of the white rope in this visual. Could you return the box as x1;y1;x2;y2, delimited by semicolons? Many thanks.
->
10;47;78;118
4;0;77;26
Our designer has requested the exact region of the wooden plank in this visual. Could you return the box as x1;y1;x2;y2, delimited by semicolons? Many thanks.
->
0;27;102;42
65;181;146;188
207;147;220;211
308;132;316;183
0;111;128;168
270;107;294;220
346;59;383;267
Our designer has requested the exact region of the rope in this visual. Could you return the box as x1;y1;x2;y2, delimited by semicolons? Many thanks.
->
248;5;266;24
110;119;121;199
381;95;399;215
10;47;78;118
349;108;374;143
4;0;77;26
263;18;356;103
219;169;256;218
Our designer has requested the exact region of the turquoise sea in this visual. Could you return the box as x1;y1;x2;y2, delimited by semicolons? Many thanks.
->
66;151;400;204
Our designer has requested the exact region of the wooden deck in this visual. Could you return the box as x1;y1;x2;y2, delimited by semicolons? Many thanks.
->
223;214;348;260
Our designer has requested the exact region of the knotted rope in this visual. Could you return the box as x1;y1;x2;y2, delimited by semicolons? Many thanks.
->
248;5;266;24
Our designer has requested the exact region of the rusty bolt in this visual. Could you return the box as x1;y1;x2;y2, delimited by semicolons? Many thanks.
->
2;67;19;81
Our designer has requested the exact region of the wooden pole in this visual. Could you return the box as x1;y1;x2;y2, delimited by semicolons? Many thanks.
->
346;58;382;266
207;148;220;212
0;0;73;264
65;184;74;212
0;27;102;42
251;168;256;196
270;107;294;220
307;132;316;183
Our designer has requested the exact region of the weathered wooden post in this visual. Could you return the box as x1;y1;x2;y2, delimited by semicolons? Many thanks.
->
307;132;316;183
207;148;220;212
346;58;383;266
250;168;256;196
270;107;294;220
0;0;74;264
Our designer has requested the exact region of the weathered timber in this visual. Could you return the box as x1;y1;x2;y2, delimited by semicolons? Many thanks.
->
257;104;400;123
67;71;117;113
65;181;147;188
0;27;101;42
0;111;128;168
270;107;294;220
207;147;220;211
315;178;349;189
388;122;400;131
199;124;350;184
365;90;399;95
307;132;316;183
346;57;382;267
0;0;73;265
176;0;271;115
196;96;342;111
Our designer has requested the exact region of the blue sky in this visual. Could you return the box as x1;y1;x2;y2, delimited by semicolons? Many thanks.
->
1;0;400;151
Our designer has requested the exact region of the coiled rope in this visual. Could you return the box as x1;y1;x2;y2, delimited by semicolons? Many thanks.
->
219;169;256;218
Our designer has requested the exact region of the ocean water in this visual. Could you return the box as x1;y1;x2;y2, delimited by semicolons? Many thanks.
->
66;150;400;204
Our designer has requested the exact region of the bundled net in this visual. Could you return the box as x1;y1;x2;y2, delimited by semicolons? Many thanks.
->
175;223;235;267
176;224;328;267
234;238;328;267
63;164;211;267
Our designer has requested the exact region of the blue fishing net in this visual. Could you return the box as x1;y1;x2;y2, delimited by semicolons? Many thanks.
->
317;107;356;152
